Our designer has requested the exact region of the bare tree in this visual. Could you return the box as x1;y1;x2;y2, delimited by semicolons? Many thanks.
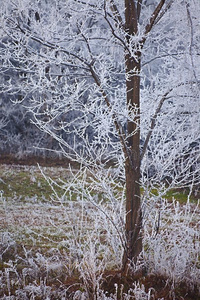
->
0;0;199;273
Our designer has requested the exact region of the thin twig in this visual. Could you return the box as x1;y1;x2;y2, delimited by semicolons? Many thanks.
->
141;81;200;161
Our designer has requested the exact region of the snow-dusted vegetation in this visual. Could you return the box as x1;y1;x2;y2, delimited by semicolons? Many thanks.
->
0;0;200;298
0;164;199;299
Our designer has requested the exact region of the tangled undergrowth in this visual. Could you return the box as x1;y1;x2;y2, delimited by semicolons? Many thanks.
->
0;164;199;299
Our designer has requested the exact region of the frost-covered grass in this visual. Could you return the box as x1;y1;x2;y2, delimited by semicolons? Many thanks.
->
0;164;199;299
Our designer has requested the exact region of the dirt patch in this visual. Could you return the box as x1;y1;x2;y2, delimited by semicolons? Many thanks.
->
0;154;76;168
100;271;200;300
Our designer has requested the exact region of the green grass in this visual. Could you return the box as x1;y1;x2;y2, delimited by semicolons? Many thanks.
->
0;165;67;202
1;163;198;204
165;188;191;204
148;187;198;204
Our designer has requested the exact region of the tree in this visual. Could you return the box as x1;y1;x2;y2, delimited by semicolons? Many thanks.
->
0;0;199;273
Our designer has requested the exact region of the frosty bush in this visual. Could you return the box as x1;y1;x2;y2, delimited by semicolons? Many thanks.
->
144;199;200;287
0;164;199;298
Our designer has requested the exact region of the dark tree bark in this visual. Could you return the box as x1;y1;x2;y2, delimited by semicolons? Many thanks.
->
122;0;166;272
122;0;142;272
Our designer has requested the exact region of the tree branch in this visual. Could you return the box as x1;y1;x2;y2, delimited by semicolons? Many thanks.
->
103;2;131;56
186;3;199;86
142;52;185;67
154;0;175;26
141;81;200;161
144;0;166;36
141;88;172;161
109;0;123;26
137;0;143;19
88;64;131;164
14;20;91;68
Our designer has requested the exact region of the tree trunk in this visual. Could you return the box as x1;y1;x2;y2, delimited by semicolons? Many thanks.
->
122;54;142;272
122;0;142;272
